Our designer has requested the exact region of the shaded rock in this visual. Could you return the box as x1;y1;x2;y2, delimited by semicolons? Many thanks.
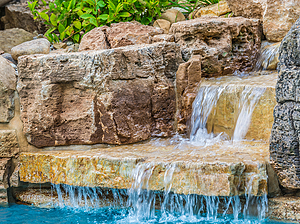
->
1;3;45;33
263;0;300;42
170;17;262;77
152;34;175;43
1;53;17;65
270;17;300;190
190;0;231;19
0;0;11;7
0;28;34;53
79;22;164;51
17;42;182;147
153;19;171;34
225;0;266;19
78;26;109;52
11;38;50;60
0;130;19;157
268;197;300;222
0;56;16;123
160;9;185;24
176;55;201;133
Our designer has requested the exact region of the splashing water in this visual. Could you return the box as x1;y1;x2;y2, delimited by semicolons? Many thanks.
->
255;42;281;71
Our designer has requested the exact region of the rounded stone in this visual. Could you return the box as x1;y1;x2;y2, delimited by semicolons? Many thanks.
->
160;9;185;24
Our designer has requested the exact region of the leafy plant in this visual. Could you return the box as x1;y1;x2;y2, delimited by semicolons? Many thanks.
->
168;0;221;16
28;0;169;43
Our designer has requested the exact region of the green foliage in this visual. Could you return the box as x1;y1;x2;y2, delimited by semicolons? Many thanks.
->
28;0;169;43
168;0;221;16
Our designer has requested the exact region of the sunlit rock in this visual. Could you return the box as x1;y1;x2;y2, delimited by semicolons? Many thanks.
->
17;42;182;147
19;140;269;197
190;0;231;19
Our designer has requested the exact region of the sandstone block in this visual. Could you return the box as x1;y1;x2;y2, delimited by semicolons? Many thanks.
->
170;17;262;77
263;0;300;42
268;197;300;222
190;0;231;19
11;38;50;60
79;22;164;51
0;28;34;53
0;130;19;157
160;9;185;24
0;56;16;123
176;55;201;133
17;42;182;147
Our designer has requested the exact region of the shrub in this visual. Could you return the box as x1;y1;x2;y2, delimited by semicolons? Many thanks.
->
28;0;169;43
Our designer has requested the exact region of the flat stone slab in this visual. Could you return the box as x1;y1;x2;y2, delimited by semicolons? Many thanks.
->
19;140;269;196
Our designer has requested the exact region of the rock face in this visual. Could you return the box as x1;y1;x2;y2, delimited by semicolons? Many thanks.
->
0;130;19;157
268;197;300;222
190;0;231;19
19;140;269;196
1;3;45;33
170;17;262;77
11;39;50;60
176;55;201;133
0;158;11;206
263;0;300;42
0;56;16;123
79;22;164;51
270;18;300;190
0;28;34;53
225;0;266;19
17;42;182;148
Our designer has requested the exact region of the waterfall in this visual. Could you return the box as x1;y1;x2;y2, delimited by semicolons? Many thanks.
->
254;42;281;71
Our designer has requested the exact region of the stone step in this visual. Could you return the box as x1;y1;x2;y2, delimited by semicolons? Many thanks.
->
19;140;270;197
202;72;277;142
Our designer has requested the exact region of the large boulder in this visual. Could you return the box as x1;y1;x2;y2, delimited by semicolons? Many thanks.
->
0;28;34;53
270;18;300;190
79;22;164;51
1;3;45;33
0;56;16;123
170;17;262;77
17;42;182;148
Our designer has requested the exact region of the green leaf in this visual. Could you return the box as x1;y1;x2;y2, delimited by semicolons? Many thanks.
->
119;12;131;17
80;13;95;19
73;21;81;29
58;23;65;33
98;0;105;7
89;17;98;26
50;14;57;26
60;32;65;41
73;34;80;43
98;14;108;20
107;0;116;11
40;12;49;21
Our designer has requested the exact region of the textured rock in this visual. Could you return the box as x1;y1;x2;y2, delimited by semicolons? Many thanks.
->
78;26;109;52
204;73;277;141
170;17;262;77
0;158;11;206
190;0;231;19
270;18;300;190
1;3;45;33
11;38;50;60
263;0;300;42
268;197;300;222
0;130;19;157
152;34;175;43
176;55;201;133
225;0;267;19
17;42;182;148
0;28;34;53
153;19;171;34
19;140;269;196
0;56;16;123
160;9;185;24
79;22;164;51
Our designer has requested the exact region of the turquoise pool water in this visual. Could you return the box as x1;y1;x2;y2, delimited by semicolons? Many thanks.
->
0;204;290;224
